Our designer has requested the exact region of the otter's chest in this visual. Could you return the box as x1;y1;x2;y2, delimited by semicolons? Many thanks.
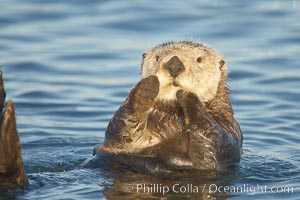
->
145;102;185;138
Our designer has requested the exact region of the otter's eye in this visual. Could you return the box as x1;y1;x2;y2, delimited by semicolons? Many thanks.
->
142;53;146;59
155;55;160;62
196;57;202;63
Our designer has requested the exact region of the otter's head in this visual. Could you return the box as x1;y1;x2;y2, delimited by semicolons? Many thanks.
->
141;41;227;103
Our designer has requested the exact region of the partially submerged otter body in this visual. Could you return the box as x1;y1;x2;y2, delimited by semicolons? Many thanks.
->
0;72;27;191
95;41;243;171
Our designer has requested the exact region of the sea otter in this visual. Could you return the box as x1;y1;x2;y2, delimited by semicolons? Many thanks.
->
94;41;243;171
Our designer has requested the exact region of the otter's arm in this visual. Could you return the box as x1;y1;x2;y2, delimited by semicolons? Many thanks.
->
107;75;159;134
0;72;27;191
95;75;159;154
176;90;241;170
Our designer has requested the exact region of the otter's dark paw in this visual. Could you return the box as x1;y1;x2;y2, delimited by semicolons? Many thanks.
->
176;90;186;106
128;75;159;112
176;90;208;126
135;75;159;101
176;90;199;109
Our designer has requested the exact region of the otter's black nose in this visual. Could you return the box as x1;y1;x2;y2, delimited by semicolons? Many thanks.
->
164;56;185;78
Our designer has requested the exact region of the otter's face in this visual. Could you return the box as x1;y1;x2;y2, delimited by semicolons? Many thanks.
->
141;42;226;102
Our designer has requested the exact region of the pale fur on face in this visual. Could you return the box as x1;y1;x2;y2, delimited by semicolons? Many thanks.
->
141;41;226;103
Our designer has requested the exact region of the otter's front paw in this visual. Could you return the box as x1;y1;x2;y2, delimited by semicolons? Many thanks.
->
176;90;200;107
177;90;204;125
128;75;159;112
135;75;159;101
176;90;214;127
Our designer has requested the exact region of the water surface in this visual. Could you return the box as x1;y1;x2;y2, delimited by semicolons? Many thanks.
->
0;0;299;199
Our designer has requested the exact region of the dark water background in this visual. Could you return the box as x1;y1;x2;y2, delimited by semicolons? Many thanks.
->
1;0;300;199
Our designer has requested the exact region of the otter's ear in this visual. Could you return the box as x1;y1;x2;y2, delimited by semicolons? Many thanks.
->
142;53;147;59
219;60;225;70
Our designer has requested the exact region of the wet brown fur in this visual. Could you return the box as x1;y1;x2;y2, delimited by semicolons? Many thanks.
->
0;72;27;191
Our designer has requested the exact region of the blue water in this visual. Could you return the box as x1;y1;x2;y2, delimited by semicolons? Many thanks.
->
1;0;300;199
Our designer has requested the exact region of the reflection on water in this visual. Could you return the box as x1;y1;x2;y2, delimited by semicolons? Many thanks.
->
84;155;239;199
1;0;300;199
